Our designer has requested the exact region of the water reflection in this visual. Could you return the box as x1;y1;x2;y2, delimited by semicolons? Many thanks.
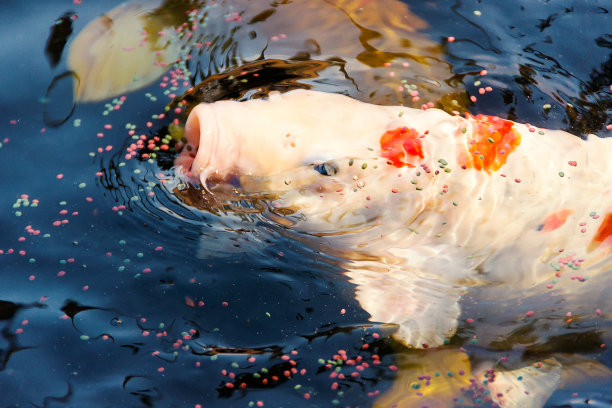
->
441;1;611;136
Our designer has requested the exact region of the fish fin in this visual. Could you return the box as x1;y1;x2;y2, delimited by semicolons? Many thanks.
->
68;0;180;102
374;348;475;408
556;353;612;388
484;358;562;408
345;262;464;348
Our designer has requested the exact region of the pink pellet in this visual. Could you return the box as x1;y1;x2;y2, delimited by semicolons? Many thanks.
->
447;36;455;42
525;311;534;317
56;174;64;180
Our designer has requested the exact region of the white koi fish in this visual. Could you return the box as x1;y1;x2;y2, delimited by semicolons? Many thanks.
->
176;89;612;406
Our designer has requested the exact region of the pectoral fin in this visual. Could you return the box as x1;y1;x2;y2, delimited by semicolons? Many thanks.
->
483;358;562;408
345;262;465;348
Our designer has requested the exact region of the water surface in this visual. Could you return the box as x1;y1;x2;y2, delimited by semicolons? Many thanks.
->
0;0;611;407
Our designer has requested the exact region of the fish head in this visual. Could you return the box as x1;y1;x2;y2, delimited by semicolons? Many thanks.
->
176;90;445;229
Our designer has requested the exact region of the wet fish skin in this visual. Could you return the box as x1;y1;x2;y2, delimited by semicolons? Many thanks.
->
178;89;612;346
178;89;612;407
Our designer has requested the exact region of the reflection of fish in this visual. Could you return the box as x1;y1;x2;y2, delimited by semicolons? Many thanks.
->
374;349;612;407
176;89;612;406
68;0;465;107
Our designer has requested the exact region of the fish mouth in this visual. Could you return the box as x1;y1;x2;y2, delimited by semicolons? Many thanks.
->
177;103;238;186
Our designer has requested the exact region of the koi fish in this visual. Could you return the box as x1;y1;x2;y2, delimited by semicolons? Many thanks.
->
177;89;612;407
68;0;465;107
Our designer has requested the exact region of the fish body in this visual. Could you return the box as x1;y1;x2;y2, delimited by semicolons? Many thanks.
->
177;89;612;406
178;89;612;347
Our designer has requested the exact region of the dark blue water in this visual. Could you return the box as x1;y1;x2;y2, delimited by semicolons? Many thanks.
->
1;1;611;407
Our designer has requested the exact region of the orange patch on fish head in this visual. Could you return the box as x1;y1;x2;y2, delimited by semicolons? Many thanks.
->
588;212;612;253
539;209;573;232
380;127;424;168
459;114;521;173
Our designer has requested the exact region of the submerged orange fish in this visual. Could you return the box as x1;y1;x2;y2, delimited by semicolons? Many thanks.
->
68;0;465;108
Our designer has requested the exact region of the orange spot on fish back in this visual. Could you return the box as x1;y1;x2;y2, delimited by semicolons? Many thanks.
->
460;114;521;173
540;209;572;232
380;127;424;168
588;212;612;252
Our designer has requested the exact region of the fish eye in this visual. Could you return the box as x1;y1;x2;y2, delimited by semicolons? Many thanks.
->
313;161;338;176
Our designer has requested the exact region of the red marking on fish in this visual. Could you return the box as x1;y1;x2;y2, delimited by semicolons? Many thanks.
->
588;212;612;252
459;114;521;173
380;127;424;168
540;209;573;232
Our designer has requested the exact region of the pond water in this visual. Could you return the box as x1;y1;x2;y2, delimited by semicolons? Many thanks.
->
1;0;611;407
